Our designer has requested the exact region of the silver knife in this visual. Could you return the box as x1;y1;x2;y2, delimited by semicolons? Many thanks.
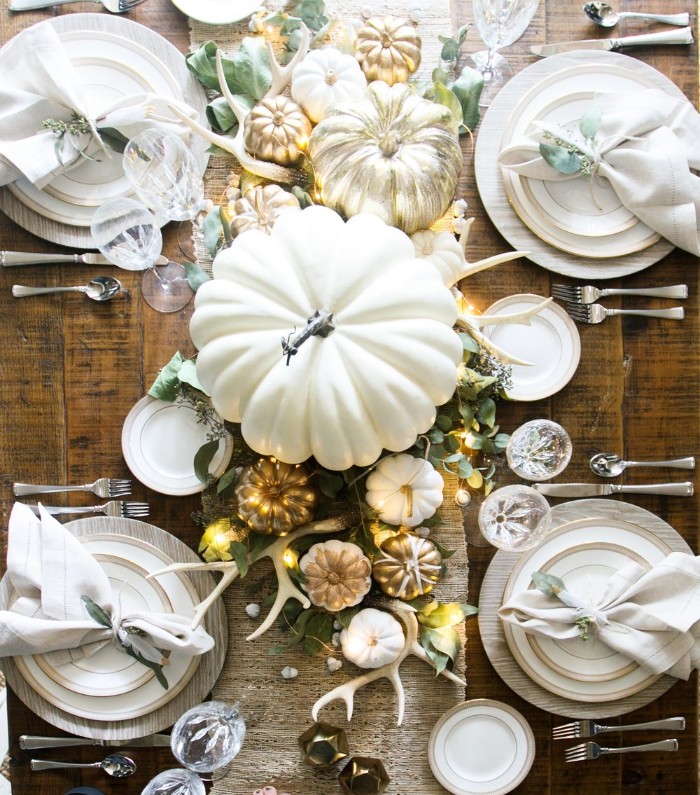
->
0;251;168;266
533;482;694;497
531;27;694;57
19;733;171;749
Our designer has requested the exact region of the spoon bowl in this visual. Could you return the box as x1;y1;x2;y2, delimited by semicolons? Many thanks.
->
30;753;137;777
582;2;689;29
590;452;696;478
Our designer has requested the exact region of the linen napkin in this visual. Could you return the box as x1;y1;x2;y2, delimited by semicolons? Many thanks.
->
498;89;700;256
0;21;199;189
499;552;700;680
0;502;213;671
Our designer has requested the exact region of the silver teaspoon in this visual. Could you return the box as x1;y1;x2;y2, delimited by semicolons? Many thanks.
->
583;3;689;28
30;753;136;777
12;275;122;302
590;452;696;478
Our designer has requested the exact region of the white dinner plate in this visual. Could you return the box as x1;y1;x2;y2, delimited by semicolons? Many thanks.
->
34;553;172;696
13;532;201;722
122;395;234;496
502;517;672;702
169;0;263;25
484;294;580;401
428;699;535;795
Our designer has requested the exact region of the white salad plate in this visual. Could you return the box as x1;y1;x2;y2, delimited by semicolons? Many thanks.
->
122;395;234;496
475;50;683;279
170;0;262;25
484;294;580;401
428;699;535;795
13;532;201;721
502;517;672;702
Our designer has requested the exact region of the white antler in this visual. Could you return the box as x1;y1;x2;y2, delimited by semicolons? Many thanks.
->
264;23;311;99
312;601;466;726
451;218;530;283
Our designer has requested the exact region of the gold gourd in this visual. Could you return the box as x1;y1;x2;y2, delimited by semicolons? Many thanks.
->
243;96;312;167
354;15;421;85
234;457;318;536
372;532;443;600
308;81;462;235
228;185;301;238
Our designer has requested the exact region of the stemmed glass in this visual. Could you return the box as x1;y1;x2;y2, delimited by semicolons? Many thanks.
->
469;0;541;106
477;484;551;550
90;197;192;313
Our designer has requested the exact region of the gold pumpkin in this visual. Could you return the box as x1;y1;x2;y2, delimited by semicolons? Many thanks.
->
243;96;312;167
372;532;443;600
229;185;301;238
234;457;318;536
354;15;421;85
308;81;462;235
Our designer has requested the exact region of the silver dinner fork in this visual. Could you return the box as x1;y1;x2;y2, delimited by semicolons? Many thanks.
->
9;0;147;13
27;501;149;519
565;739;679;762
554;717;686;740
565;303;685;324
552;283;688;305
13;478;131;499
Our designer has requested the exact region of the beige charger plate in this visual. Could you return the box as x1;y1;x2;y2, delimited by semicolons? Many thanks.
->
479;499;692;718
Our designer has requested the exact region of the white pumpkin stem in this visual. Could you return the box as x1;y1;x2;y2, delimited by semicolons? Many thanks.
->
399;484;414;518
263;23;311;99
311;601;466;726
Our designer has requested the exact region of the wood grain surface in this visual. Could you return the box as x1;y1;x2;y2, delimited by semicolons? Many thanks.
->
0;0;697;793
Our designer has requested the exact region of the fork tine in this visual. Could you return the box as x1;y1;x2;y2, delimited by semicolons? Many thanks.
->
553;728;579;738
551;285;579;299
565;304;590;321
120;501;149;518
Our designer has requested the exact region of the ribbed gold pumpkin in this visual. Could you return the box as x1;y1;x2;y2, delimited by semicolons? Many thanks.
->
308;81;462;234
354;15;421;85
229;185;301;238
234;458;318;536
372;532;443;600
243;96;312;166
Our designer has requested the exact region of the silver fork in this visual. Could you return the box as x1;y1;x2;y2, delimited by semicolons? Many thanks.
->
13;478;131;499
565;739;679;762
565;303;685;324
554;717;685;740
27;501;149;519
9;0;146;12
552;284;688;304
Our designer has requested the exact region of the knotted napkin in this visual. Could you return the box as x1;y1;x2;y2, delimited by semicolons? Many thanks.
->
499;552;700;679
498;89;700;256
0;21;199;189
0;502;214;671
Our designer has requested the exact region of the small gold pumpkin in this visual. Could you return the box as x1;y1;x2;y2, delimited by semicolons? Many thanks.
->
243;96;312;167
354;16;421;85
229;185;301;238
372;532;443;600
234;457;318;536
299;539;372;612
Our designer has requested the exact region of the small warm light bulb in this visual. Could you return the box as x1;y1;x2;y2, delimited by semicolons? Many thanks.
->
283;549;298;568
465;431;478;448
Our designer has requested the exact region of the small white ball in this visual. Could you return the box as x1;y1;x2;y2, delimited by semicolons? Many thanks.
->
281;666;298;680
414;526;430;538
245;603;261;619
326;657;343;673
331;631;341;647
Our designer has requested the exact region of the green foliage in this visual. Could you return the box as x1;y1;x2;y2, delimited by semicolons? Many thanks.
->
186;39;272;100
450;66;483;132
415;599;477;674
531;570;565;598
148;351;186;402
540;108;600;177
184;262;211;294
194;439;222;485
203;206;225;259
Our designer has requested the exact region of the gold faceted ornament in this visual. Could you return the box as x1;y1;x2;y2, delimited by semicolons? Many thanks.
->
234;458;318;536
372;532;443;601
228;184;301;238
299;539;372;612
339;756;390;795
298;721;349;768
354;16;421;85
243;96;312;167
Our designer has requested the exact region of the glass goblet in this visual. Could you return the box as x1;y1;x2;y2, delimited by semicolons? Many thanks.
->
170;701;246;781
478;484;551;550
141;768;206;795
90;197;192;313
469;0;541;106
506;419;573;481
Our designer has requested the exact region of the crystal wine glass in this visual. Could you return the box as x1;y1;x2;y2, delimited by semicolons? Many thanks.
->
90;197;192;313
469;0;540;106
506;419;573;481
141;768;206;795
478;484;551;550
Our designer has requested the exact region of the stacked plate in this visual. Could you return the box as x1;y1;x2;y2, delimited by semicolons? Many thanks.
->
475;50;686;279
0;14;207;248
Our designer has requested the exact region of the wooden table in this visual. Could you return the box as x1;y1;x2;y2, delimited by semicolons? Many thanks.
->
0;0;697;792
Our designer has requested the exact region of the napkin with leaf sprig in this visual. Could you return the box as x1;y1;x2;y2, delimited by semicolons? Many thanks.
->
0;21;199;189
499;552;700;679
0;502;214;689
498;89;700;256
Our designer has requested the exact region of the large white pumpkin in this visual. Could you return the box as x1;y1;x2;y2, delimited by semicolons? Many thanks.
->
190;206;462;471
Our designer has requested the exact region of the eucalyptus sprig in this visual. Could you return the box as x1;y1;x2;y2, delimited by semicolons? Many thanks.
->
413;599;478;674
43;113;95;165
539;106;602;177
531;571;596;641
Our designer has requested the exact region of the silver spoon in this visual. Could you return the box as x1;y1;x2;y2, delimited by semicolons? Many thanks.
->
590;452;696;478
582;3;689;28
30;753;136;777
12;275;122;301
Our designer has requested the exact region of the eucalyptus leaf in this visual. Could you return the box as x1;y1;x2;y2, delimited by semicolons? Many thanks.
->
428;428;445;445
203;206;224;259
540;142;582;175
81;595;113;628
438;36;460;62
532;570;566;598
206;96;238;134
450;65;484;132
436;414;453;432
443;434;460;454
579;106;601;140
304;611;334;656
477;397;496;428
148;351;185;402
186;41;230;91
432;67;449;85
229;540;250;578
194;439;221;485
315;470;345;498
426;82;463;129
459;332;479;353
97;127;129;155
184;262;211;294
422;640;450;675
418;602;476;628
424;625;460;661
431;538;455;560
291;185;315;208
336;604;361;630
124;647;169;689
457;458;473;478
248;532;278;562
216;465;240;495
206;143;232;158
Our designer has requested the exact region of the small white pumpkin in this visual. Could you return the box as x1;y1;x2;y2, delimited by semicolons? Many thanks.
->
411;230;466;288
340;608;405;669
291;47;368;124
365;454;444;527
